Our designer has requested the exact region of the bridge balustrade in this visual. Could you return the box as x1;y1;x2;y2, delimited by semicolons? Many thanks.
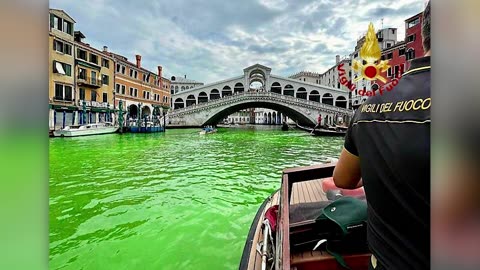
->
168;92;351;117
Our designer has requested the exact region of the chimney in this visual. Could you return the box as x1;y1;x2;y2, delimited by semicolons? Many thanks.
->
103;46;108;52
158;66;163;89
135;55;142;68
184;74;186;79
336;55;340;64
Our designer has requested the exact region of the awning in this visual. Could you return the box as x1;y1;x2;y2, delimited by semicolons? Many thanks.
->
50;104;78;110
76;60;101;71
55;62;66;75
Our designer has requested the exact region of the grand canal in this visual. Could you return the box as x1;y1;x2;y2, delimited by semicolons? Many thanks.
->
49;126;344;270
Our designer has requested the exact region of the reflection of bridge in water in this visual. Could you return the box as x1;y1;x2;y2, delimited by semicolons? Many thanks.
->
167;64;352;127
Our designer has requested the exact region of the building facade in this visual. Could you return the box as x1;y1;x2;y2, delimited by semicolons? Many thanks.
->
110;53;171;126
74;32;115;125
289;71;322;84
366;12;425;99
404;12;425;67
170;75;204;95
49;8;171;131
49;9;77;129
376;27;399;50
319;56;352;91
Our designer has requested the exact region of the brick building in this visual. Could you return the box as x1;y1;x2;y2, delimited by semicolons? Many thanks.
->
110;53;171;126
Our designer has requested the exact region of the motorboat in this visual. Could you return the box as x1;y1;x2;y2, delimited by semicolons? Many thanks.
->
199;127;217;135
239;163;370;270
53;122;118;137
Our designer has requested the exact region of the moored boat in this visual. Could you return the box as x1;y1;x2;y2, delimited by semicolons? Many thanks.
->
130;121;165;133
53;122;118;137
239;163;370;270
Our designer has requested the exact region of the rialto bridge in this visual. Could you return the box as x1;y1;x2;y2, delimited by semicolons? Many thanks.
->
167;64;352;127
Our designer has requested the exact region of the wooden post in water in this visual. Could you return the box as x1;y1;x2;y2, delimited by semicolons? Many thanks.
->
118;100;124;134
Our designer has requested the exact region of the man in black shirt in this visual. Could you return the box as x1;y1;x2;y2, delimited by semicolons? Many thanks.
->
333;2;431;269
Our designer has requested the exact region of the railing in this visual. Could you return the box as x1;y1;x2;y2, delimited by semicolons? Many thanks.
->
168;92;352;116
77;76;102;87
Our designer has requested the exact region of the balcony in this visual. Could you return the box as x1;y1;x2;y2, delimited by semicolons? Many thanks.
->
77;76;102;88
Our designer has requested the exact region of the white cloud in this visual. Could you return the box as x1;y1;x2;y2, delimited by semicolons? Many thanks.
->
50;0;424;83
258;0;288;10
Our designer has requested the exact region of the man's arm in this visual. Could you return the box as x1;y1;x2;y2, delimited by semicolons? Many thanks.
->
333;148;362;189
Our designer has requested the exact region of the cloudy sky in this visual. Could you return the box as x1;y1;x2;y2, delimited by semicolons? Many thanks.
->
50;0;425;83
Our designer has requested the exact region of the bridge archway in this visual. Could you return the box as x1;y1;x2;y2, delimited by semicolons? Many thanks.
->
201;100;317;126
284;84;294;97
222;86;232;97
128;104;138;119
322;93;334;106
186;95;196;107
272;112;277;124
296;87;307;99
141;106;151;118
309;90;320;102
234;83;244;94
198;92;208;103
249;80;263;90
249;69;266;80
174;98;184;109
271;82;281;94
335;96;347;108
210;89;220;100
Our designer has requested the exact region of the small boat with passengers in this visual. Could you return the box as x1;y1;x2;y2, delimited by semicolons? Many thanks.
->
199;126;217;135
239;162;370;270
53;122;118;137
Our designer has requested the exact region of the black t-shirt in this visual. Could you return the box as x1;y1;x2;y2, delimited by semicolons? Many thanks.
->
344;57;431;269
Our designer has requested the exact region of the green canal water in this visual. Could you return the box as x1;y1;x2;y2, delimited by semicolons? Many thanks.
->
49;126;344;270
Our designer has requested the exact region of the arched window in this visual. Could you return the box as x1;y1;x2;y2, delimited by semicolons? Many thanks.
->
283;85;294;96
335;96;347;108
222;86;232;97
296;87;307;99
271;82;281;94
198;92;208;103
210;89;220;100
309;90;320;102
322;93;334;105
186;95;196;107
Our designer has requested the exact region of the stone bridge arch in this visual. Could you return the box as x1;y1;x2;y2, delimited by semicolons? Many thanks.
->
167;92;352;127
202;100;315;126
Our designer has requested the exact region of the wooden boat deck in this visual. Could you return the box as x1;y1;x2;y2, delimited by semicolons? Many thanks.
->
291;179;327;205
241;164;370;270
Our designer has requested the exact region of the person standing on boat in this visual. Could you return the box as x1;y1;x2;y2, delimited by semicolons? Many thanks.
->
332;2;431;270
311;114;322;133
